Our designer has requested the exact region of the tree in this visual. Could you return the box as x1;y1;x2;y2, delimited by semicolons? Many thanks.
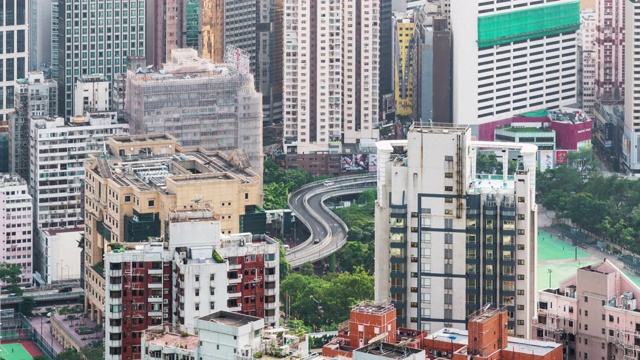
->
278;241;291;281
20;296;35;316
33;357;49;360
263;182;289;210
56;348;82;360
0;263;24;296
81;343;104;359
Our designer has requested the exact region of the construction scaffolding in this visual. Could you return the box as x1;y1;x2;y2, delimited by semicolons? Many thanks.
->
124;48;263;172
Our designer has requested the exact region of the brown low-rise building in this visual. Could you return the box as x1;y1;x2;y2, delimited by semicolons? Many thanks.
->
83;134;263;325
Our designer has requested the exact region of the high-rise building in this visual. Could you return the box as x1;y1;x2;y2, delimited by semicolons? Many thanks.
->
171;217;280;331
83;134;263;325
374;124;537;338
283;0;380;154
29;0;58;78
577;9;597;116
533;259;640;360
410;9;452;123
451;0;579;126
104;242;173;360
379;0;394;121
58;0;146;118
102;209;279;359
0;0;29;122
595;0;626;103
147;0;257;72
125;49;263;171
256;0;283;126
393;12;416;118
623;0;640;173
9;71;57;181
29;116;128;233
0;174;33;286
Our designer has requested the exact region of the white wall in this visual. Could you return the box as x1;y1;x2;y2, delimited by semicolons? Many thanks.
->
46;230;82;283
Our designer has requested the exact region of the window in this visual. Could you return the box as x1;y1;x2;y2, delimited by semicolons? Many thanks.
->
486;235;494;244
124;195;131;203
517;274;525;280
444;219;453;229
517;229;525;235
518;197;525;202
444;186;453;192
148;199;155;207
517;214;525;220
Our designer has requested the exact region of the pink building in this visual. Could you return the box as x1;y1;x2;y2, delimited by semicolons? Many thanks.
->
534;260;640;360
0;174;33;285
478;108;593;151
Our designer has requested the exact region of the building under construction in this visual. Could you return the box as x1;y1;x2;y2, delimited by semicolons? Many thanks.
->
125;48;263;171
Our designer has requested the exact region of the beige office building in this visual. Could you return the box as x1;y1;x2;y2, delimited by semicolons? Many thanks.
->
83;134;262;323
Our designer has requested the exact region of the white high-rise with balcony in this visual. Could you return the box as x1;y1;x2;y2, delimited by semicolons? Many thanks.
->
283;0;380;154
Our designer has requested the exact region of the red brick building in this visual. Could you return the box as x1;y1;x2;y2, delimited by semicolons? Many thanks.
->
323;302;427;358
425;307;563;360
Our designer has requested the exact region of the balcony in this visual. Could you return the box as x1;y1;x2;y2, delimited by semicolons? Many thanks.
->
148;283;163;289
228;277;242;284
108;298;122;305
229;263;242;270
265;260;277;268
148;296;163;303
265;288;277;296
148;268;163;275
228;305;242;312
228;292;241;298
264;316;276;324
108;283;122;291
148;311;162;317
265;302;278;310
110;312;122;320
106;325;121;333
109;270;122;277
110;340;122;348
265;274;277;282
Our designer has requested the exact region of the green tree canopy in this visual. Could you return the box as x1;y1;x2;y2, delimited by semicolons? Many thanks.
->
0;263;24;296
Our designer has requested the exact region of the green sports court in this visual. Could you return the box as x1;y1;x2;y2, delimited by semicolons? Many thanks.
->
537;230;640;290
0;343;36;360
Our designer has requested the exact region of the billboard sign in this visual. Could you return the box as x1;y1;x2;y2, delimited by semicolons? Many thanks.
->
341;154;369;172
555;150;568;165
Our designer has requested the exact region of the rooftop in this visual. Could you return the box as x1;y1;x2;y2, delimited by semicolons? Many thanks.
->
198;311;262;327
352;301;396;316
90;137;259;191
144;327;199;352
354;342;423;359
497;126;553;134
0;174;27;187
409;122;469;135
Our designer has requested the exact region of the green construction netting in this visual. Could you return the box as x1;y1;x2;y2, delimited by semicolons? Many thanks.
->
518;109;549;118
478;1;580;48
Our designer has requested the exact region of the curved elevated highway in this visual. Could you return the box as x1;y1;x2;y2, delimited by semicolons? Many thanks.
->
285;175;377;268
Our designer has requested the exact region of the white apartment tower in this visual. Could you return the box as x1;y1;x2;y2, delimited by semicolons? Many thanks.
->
578;9;597;116
374;124;538;338
29;116;128;232
624;0;640;172
283;0;380;154
596;0;626;103
0;0;29;122
451;0;579;126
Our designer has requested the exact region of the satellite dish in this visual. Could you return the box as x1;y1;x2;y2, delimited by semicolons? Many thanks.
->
191;195;204;203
